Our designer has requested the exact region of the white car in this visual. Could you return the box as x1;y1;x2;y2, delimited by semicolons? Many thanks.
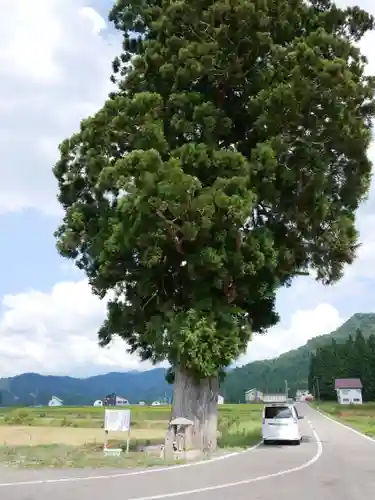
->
262;403;303;445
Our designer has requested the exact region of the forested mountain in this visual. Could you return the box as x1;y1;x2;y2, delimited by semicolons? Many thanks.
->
309;330;375;400
0;369;172;406
221;313;375;402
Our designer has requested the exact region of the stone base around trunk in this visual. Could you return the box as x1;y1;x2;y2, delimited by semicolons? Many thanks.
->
142;444;203;462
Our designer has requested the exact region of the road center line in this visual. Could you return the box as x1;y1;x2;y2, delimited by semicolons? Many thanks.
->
125;420;323;500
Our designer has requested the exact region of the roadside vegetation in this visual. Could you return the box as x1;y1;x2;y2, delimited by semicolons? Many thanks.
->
315;402;375;438
0;404;262;468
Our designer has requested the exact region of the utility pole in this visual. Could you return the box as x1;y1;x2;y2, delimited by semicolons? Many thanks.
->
316;378;320;400
285;380;288;399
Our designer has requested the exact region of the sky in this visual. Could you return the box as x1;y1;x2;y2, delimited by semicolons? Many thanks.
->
0;0;375;378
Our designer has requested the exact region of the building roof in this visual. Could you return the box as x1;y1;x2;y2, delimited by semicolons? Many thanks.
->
245;388;261;394
335;378;362;389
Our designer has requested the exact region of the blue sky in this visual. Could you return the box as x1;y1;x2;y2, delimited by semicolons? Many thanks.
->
0;0;374;377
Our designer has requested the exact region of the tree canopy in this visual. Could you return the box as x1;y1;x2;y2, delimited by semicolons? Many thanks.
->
309;329;375;401
54;0;375;382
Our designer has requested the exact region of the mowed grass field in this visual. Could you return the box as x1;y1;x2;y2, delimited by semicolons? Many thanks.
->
315;402;375;437
0;404;263;468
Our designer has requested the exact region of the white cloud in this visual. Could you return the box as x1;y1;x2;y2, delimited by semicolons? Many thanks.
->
0;277;344;377
0;0;120;214
80;6;107;34
0;280;155;377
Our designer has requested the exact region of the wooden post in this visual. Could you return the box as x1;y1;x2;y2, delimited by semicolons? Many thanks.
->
126;428;130;454
104;430;108;450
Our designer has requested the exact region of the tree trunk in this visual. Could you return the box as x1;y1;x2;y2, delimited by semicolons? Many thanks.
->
171;366;219;453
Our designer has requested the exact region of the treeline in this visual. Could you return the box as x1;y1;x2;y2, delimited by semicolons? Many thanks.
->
308;329;375;401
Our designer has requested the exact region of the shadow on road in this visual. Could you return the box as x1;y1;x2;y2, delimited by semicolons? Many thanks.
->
261;441;301;447
261;435;318;447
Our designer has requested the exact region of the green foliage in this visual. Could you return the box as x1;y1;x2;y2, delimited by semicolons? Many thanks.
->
4;409;34;426
217;427;260;449
54;0;375;379
309;329;375;401
222;313;375;402
218;404;262;447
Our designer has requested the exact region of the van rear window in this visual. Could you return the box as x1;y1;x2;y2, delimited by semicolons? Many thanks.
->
265;406;293;419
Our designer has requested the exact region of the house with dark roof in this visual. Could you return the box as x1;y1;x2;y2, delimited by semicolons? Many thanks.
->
335;378;363;405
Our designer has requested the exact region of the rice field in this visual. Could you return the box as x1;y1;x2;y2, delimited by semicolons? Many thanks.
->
0;404;262;467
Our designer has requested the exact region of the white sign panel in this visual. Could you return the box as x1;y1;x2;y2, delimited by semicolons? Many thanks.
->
104;409;131;432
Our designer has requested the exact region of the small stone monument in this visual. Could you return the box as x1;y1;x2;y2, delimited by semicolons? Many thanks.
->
164;417;194;460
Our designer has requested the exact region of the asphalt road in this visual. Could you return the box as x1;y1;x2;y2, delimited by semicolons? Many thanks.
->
1;404;375;499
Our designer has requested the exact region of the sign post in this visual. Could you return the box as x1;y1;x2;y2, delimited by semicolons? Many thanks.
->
104;409;131;456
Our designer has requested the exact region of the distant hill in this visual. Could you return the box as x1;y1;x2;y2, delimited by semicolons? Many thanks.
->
221;313;375;402
2;313;374;406
0;368;172;406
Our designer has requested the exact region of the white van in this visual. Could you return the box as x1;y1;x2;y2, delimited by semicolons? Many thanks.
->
262;403;303;445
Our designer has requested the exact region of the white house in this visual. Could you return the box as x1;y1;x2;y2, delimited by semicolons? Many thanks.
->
115;396;129;406
262;393;287;403
48;396;63;407
335;378;363;405
245;388;263;403
93;400;103;407
217;395;224;405
151;401;161;406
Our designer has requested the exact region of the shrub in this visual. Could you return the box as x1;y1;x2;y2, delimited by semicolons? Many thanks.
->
218;428;260;448
60;417;78;427
4;409;34;425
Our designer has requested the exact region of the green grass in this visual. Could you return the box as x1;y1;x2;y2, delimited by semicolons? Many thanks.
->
0;440;178;469
315;402;375;438
217;404;262;449
0;406;171;427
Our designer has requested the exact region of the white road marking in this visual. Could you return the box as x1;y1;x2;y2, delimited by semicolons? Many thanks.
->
125;420;323;500
0;417;324;496
316;407;375;443
0;442;261;488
